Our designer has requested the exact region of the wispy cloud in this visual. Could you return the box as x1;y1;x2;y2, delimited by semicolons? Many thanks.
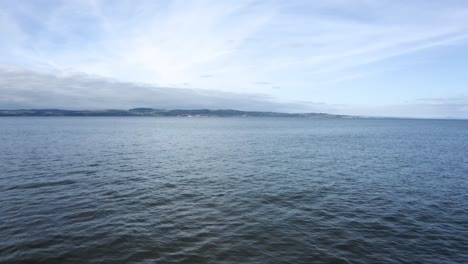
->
340;95;468;119
0;0;276;85
417;96;468;104
2;1;468;88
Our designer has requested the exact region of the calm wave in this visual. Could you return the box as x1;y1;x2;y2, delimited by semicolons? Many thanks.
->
1;117;467;263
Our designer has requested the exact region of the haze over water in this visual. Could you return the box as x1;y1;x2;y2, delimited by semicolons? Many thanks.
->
1;117;467;263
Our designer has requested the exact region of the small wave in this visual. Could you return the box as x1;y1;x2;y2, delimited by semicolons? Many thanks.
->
7;179;77;190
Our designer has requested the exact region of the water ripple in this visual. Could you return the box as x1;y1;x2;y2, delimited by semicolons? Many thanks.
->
0;117;467;263
6;179;77;191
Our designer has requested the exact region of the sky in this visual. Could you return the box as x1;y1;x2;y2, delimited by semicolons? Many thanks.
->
1;0;468;118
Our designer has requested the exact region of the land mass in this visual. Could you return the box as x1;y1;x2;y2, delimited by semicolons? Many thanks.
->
0;108;357;118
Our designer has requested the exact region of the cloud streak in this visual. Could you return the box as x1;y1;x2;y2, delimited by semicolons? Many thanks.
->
0;67;329;112
2;1;468;88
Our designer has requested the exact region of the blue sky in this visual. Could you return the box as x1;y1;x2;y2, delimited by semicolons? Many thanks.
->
1;0;468;117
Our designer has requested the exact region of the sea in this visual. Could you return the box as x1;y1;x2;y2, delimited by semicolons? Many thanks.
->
0;117;467;263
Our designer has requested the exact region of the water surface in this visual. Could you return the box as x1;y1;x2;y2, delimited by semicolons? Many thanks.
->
1;117;467;263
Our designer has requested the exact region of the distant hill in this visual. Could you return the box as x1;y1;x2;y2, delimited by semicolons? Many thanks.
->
0;108;354;118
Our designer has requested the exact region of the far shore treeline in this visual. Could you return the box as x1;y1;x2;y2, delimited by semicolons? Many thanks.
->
0;108;354;118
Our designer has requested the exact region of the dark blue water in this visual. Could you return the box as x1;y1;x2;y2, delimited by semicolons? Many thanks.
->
1;117;467;263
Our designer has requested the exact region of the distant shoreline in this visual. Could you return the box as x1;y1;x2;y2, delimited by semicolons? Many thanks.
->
0;108;354;118
0;108;466;120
